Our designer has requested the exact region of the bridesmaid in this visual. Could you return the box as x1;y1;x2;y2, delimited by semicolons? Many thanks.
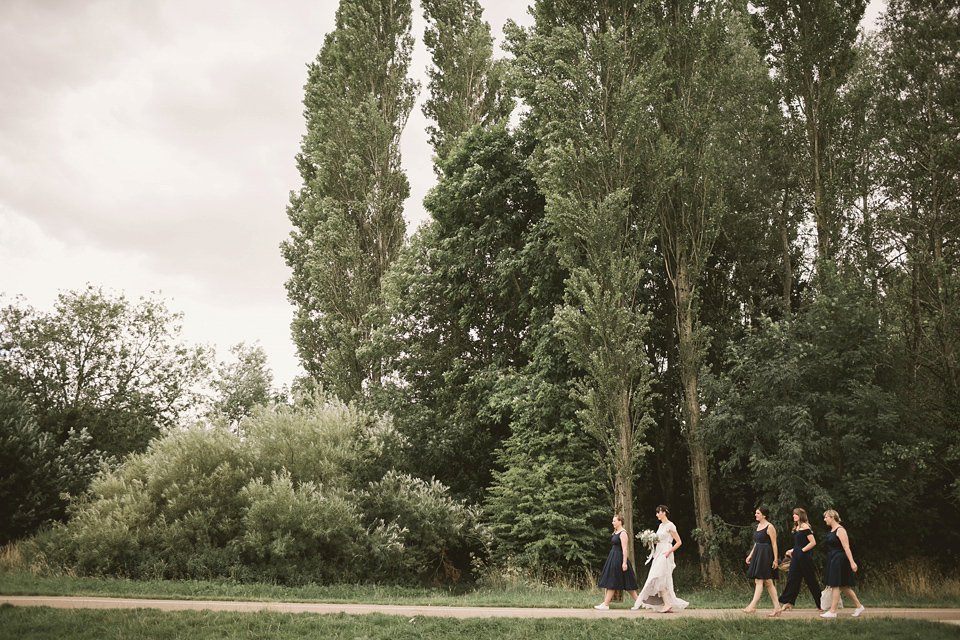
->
594;514;640;609
778;508;823;611
820;509;865;618
742;505;782;616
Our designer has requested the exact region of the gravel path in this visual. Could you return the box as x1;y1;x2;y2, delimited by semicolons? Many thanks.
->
3;596;959;624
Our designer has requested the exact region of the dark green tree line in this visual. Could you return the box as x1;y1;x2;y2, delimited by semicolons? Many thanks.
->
0;286;210;542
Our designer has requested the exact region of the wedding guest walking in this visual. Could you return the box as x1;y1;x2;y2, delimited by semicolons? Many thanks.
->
594;514;640;609
778;508;823;611
634;505;689;613
742;505;782;616
820;509;865;618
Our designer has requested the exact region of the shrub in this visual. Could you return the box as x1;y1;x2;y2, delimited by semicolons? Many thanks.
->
28;391;483;585
357;471;488;583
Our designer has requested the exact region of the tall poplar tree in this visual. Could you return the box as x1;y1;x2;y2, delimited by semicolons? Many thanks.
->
750;0;868;264
507;0;660;562
648;0;769;585
876;0;960;512
282;0;417;402
421;0;513;164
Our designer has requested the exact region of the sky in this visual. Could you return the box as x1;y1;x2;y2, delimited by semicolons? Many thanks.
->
0;0;884;389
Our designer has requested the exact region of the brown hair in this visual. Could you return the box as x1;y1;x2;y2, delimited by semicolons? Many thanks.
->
792;508;810;533
613;514;625;526
656;505;670;517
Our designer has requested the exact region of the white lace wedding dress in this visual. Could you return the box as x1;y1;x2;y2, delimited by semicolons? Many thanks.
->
636;521;690;611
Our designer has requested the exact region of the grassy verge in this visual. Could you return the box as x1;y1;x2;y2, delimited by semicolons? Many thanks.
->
2;605;958;640
1;573;959;609
3;543;958;609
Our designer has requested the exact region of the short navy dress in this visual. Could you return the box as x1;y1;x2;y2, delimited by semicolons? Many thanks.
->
597;531;638;590
746;525;775;580
824;527;856;587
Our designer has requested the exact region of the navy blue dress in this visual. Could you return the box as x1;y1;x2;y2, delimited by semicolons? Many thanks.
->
597;531;638;590
824;527;856;587
746;525;775;580
779;528;821;606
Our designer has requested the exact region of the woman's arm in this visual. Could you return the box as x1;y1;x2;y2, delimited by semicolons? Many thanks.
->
746;543;756;564
837;527;858;572
619;531;630;569
770;525;779;568
802;529;816;553
665;528;682;558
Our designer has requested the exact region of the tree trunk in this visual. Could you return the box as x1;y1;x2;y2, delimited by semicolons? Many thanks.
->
779;184;793;314
675;261;722;586
655;324;676;507
614;387;636;565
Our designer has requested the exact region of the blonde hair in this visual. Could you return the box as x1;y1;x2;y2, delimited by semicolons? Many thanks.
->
823;509;841;523
792;508;810;533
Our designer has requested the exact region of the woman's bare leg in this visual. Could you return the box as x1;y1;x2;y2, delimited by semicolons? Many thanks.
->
840;587;862;609
765;579;782;615
743;581;763;612
829;587;841;613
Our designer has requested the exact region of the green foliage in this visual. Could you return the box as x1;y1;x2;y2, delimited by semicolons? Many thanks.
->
871;0;960;552
29;392;485;585
506;0;664;559
0;386;108;544
358;471;486;582
482;211;611;570
750;0;868;262
238;473;365;584
0;286;210;457
421;0;513;163
210;342;275;426
369;123;549;500
281;0;417;402
705;271;911;557
485;419;607;569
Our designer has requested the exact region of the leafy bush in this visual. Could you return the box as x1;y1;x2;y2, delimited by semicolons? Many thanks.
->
357;471;488;583
0;385;110;544
28;391;485;585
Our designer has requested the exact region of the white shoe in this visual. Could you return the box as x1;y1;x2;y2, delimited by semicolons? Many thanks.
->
594;604;609;610
852;606;865;617
820;612;837;618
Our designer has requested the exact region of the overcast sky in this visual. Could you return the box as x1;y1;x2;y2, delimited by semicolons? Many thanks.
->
0;0;883;389
0;0;536;388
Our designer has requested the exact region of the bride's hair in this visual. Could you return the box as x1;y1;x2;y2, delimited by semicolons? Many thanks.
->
656;505;670;517
792;508;810;532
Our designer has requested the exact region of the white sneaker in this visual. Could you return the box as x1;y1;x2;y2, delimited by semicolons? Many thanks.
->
594;604;609;610
852;606;865;617
820;612;837;618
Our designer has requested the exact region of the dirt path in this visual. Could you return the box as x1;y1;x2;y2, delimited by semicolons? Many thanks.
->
3;596;959;624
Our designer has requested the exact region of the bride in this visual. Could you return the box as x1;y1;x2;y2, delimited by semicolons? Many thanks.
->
633;505;690;613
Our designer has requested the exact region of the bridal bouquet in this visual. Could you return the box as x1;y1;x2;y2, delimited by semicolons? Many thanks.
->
636;529;658;549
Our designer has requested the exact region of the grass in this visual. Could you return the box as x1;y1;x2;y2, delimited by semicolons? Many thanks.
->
2;541;958;611
2;606;959;640
2;550;958;640
1;571;959;609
